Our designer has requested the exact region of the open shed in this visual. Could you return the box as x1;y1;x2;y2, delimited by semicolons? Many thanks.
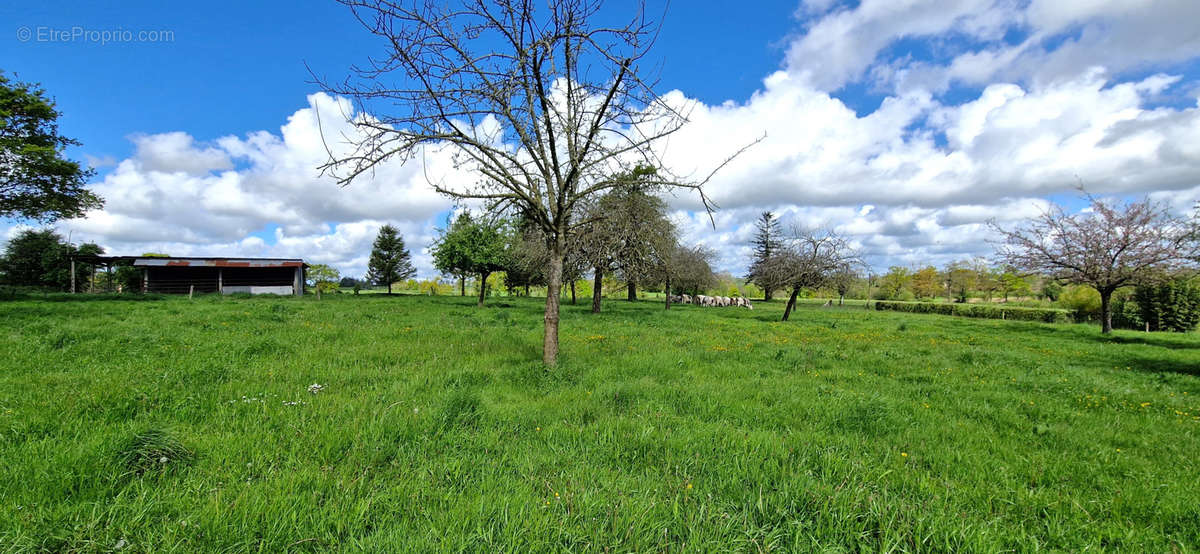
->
70;256;308;296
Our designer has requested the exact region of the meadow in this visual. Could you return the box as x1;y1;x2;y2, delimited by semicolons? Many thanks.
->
1;293;1198;552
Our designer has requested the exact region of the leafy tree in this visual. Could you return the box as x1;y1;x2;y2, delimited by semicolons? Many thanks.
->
366;224;416;294
1040;279;1063;301
911;266;940;299
878;266;913;300
747;211;784;300
606;167;677;302
0;228;101;290
944;261;977;303
574;167;677;311
431;212;510;307
1;73;103;221
307;264;341;294
998;268;1031;302
993;195;1196;333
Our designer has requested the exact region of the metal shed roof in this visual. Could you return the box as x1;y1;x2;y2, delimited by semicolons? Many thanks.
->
70;255;308;268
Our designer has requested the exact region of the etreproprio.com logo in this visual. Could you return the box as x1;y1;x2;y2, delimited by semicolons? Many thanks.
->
17;25;175;45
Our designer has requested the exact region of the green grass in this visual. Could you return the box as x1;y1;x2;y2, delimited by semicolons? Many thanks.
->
1;293;1198;552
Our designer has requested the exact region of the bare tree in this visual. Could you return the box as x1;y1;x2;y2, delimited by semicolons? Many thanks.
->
317;1;752;364
829;262;860;306
992;195;1196;333
664;243;716;306
759;228;860;321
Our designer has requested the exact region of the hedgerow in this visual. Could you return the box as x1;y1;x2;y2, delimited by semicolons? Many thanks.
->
874;300;1073;323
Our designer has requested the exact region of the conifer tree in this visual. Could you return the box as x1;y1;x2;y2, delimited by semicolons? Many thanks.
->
747;211;784;300
366;224;415;294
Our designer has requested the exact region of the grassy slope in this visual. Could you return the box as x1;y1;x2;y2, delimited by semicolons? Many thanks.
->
1;294;1198;552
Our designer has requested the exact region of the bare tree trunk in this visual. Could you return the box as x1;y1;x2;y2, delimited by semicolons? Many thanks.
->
1100;288;1113;334
387;281;392;295
525;283;530;297
782;287;800;321
571;281;577;305
764;288;772;301
592;267;603;313
478;272;489;307
627;282;636;301
838;294;844;306
543;245;564;366
460;276;465;296
664;276;671;310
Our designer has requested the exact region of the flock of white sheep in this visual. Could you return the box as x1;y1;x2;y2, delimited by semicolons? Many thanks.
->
668;294;754;309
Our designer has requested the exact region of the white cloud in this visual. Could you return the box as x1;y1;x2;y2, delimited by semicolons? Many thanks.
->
6;1;1199;281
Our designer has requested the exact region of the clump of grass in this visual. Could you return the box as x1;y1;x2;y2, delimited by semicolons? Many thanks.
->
117;428;193;476
437;390;481;431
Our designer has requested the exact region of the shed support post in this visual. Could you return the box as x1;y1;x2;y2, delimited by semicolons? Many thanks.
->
218;269;223;294
294;266;303;296
142;269;148;293
70;259;76;293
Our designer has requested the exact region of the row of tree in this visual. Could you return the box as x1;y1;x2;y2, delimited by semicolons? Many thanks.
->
738;196;1200;334
429;165;720;312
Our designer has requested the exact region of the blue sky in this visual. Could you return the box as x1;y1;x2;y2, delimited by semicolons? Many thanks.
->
3;0;1200;279
3;1;799;165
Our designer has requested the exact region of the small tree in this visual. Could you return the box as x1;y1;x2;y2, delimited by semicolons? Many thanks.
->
747;211;785;301
829;263;859;305
0;73;103;221
431;212;509;307
307;264;342;294
998;267;1030;302
366;224;416;294
759;228;859;321
993;195;1196;333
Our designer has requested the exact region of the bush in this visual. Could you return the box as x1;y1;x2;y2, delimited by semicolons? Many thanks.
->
874;301;1073;324
1133;277;1200;333
1058;285;1101;320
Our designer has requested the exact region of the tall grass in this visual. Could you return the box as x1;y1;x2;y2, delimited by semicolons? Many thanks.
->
1;293;1198;551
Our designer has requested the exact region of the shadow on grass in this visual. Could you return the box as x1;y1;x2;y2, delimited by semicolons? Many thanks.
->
0;292;173;303
1094;334;1200;350
1106;354;1200;377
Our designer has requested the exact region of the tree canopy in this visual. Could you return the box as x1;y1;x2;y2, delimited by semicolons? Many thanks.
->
431;211;510;307
0;73;102;221
0;228;101;290
992;195;1196;333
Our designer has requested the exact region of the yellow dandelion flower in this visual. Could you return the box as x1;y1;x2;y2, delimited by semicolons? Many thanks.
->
686;483;693;490
901;452;908;457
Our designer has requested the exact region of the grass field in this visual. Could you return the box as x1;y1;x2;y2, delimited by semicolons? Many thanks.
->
2;293;1199;552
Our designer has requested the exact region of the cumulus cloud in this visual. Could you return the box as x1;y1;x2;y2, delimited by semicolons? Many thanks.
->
7;0;1199;280
50;93;459;278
